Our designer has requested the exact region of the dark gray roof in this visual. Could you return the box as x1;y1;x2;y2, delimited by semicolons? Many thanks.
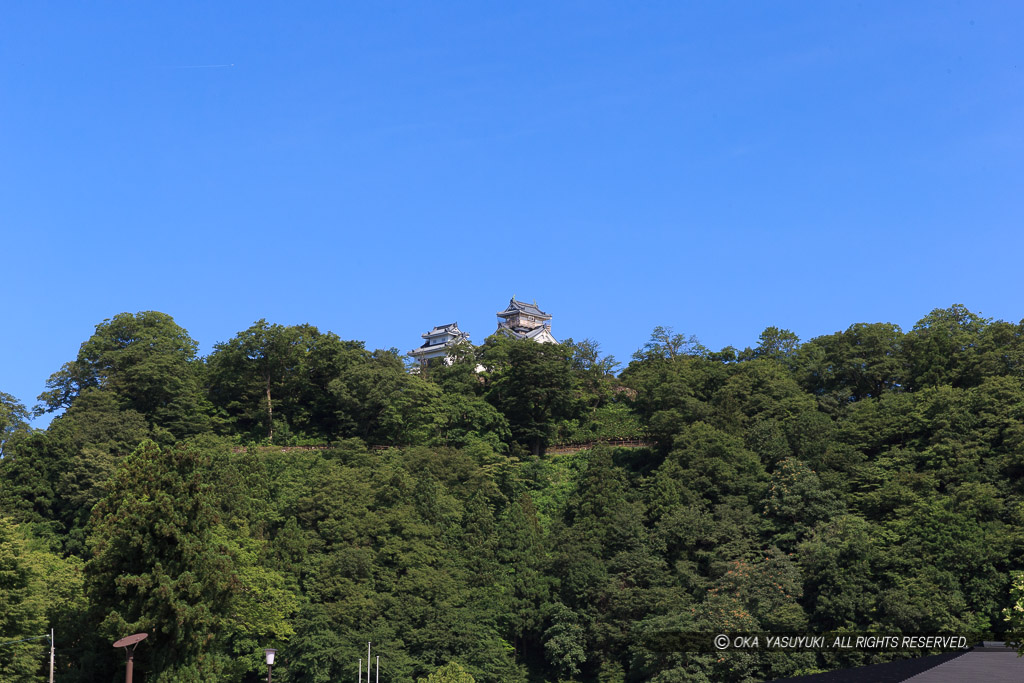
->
495;322;557;343
904;650;1024;682
410;322;470;356
421;322;465;338
409;335;470;356
413;337;462;351
771;644;1023;683
523;324;556;341
496;298;550;319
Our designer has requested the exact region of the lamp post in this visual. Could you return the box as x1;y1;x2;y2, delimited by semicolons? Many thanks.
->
112;633;147;683
265;648;276;682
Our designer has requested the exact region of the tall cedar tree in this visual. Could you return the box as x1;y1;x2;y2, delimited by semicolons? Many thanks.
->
86;441;243;681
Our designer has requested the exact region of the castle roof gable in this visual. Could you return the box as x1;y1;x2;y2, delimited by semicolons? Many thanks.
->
422;322;463;339
496;298;550;319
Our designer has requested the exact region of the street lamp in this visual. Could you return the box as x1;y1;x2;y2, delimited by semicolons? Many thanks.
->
265;648;277;682
112;633;148;683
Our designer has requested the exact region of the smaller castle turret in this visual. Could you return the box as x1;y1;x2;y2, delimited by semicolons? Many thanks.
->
408;322;471;366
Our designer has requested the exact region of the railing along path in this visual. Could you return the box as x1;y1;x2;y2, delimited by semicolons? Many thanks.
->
233;438;653;454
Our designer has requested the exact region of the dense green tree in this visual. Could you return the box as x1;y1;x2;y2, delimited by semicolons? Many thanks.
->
904;304;989;390
549;448;662;679
796;322;905;401
747;326;801;363
6;306;1024;680
418;660;477;683
0;388;150;555
207;320;307;441
799;514;883;632
37;311;209;439
632;326;706;362
1002;571;1024;650
60;407;151;553
86;441;294;682
208;321;379;443
496;493;552;663
973;319;1024;380
563;338;619;410
711;360;817;434
0;391;30;457
0;433;65;546
620;353;726;447
543;601;587;677
665;422;767;507
481;337;577;455
0;518;50;681
277;455;377;682
290;332;369;439
763;457;843;550
882;498;1006;632
0;517;86;682
421;340;481;396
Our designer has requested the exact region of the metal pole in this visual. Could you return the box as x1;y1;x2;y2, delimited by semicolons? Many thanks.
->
268;662;272;683
125;648;134;683
49;629;54;683
359;658;362;683
376;654;379;683
367;642;371;678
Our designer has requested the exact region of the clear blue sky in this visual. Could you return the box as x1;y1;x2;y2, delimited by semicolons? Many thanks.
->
3;2;1022;425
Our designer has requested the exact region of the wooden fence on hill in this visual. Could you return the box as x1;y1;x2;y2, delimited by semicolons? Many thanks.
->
545;438;654;454
234;438;654;454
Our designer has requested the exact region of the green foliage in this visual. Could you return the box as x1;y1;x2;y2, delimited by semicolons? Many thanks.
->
667;422;767;507
796;322;905;401
798;514;883;632
1002;571;1024;652
558;403;646;443
86;441;296;681
0;518;50;681
419;660;477;683
619;351;728;446
905;304;990;390
563;337;620;411
752;326;801;362
5;305;1024;681
0;518;85;682
763;457;843;549
38;311;210;440
0;391;30;457
544;602;586;676
632;326;706;361
481;336;577;455
207;319;315;441
45;388;150;554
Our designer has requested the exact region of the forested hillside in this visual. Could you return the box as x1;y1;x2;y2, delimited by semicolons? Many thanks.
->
2;305;1023;682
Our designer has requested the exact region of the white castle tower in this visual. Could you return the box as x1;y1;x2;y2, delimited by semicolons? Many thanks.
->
407;322;471;367
494;297;557;343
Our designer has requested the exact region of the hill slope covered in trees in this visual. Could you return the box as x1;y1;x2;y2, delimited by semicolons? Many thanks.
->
1;304;1023;681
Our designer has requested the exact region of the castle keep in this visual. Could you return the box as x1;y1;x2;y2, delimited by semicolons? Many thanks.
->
408;297;556;367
